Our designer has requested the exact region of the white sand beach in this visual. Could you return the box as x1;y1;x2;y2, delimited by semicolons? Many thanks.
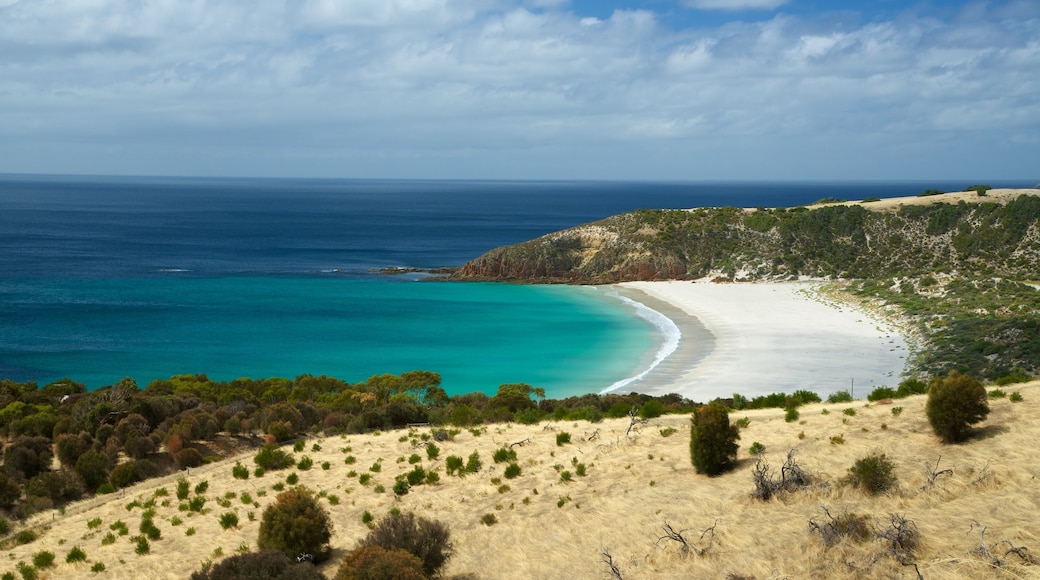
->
615;280;910;401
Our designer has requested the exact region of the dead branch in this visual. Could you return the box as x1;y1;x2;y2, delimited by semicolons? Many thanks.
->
875;513;920;565
601;549;623;580
657;519;719;558
509;437;531;449
584;429;600;442
752;450;812;501
969;521;1038;567
625;408;647;437
970;461;993;486
921;455;953;490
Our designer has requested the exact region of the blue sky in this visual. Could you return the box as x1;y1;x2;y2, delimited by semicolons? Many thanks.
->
0;0;1037;180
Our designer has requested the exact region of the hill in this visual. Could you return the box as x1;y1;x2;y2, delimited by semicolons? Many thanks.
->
3;382;1038;579
450;189;1040;283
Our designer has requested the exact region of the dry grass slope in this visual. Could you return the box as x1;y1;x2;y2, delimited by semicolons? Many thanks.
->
5;382;1040;579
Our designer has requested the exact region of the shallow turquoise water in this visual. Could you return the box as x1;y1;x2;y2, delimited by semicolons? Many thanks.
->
1;277;653;397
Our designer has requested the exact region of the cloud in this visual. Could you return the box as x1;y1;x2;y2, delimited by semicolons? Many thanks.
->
0;0;1035;179
682;0;789;11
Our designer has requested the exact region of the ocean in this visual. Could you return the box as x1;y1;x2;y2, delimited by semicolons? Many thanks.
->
1;175;1032;397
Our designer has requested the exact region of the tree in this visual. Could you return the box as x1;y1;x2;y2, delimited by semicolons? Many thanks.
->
258;488;334;563
926;370;989;443
358;512;453;577
689;403;740;476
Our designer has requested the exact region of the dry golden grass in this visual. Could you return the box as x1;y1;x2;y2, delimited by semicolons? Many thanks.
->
6;382;1040;579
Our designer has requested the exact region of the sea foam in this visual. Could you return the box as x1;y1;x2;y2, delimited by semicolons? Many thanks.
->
600;294;681;394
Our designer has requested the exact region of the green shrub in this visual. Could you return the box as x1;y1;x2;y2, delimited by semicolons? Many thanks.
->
988;388;1007;399
749;442;765;456
445;455;463;475
139;518;161;540
31;552;55;569
503;463;520;482
357;512;453;578
176;477;190;500
425;443;440;461
867;387;897;401
896;378;929;397
842;408;856;417
194;480;209;495
110;520;129;535
219;512;239;530
689;403;740;476
638;399;666;419
333;546;425;580
555;432;571;446
293;440;305;452
492;447;517;464
393;480;410;496
369;462;381;473
465;451;482;474
192;550;325;580
134;536;150;555
659;427;677;437
258;488;334;563
231;462;249;480
847;452;896;495
253;444;295;471
1010;392;1024;402
65;546;87;563
297;456;313;471
91;562;105;573
891;406;903;416
286;472;299;485
481;513;498;526
826;390;854;403
926;371;989;443
784;407;799;423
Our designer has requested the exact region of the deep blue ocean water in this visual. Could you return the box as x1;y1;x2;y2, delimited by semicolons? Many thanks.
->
1;175;1032;396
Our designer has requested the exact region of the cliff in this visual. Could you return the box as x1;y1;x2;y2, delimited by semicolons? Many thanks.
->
451;189;1040;283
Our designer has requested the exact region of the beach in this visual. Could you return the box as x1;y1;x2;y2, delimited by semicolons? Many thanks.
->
613;280;910;401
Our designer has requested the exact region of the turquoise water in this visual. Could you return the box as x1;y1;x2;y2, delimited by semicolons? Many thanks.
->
2;276;652;396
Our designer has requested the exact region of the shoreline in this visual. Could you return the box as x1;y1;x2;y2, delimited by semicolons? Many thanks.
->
609;280;911;401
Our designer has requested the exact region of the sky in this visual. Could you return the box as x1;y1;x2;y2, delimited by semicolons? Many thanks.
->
1;0;1037;181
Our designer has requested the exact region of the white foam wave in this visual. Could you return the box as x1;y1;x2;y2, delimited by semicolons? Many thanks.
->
600;295;681;394
159;268;189;273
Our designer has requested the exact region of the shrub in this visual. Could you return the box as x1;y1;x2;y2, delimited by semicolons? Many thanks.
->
867;387;898;401
253;443;295;471
176;477;190;500
926;371;989;443
297;456;313;471
809;508;872;546
842;408;856;417
357;512;453;578
65;546;87;563
751;451;811;501
332;546;425;580
258;488;334;563
219;512;239;530
1010;391;1024;402
689;403;740;476
748;442;765;456
231;463;249;480
891;406;903;416
988;388;1007;399
393;480;409;496
194;480;209;495
504;463;522;479
189;549;324;580
556;432;571;446
31;552;55;569
826;390;854;403
638;399;666;419
175;448;205;469
406;466;426;486
91;563;105;573
286;473;299;485
659;427;677;437
481;513;498;526
140;518;161;540
445;455;463;475
425;443;440;461
134;536;150;555
465;451;482;474
784;407;799;422
896;377;929;397
847;452;896;495
734;416;751;428
492;447;517;464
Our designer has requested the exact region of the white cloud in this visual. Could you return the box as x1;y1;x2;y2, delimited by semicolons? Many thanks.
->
683;0;789;11
0;0;1035;179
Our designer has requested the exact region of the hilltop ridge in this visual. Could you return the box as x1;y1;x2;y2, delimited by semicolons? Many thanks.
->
451;189;1040;284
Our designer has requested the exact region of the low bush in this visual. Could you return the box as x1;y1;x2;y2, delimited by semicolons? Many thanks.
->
258;488;334;563
826;391;854;403
555;432;571;446
847;452;896;495
748;442;765;456
253;444;295;471
31;551;55;569
231;462;249;480
481;513;498;526
784;407;799;422
809;508;872;546
219;512;239;530
333;546;425;580
190;550;324;580
492;447;517;464
504;463;522;479
867;387;897;402
65;546;87;563
358;512;453;578
926;371;989;443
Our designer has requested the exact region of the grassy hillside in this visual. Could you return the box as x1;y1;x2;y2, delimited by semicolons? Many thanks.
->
4;382;1038;579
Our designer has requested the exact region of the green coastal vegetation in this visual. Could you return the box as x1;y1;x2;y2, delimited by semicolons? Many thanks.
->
1;187;1038;578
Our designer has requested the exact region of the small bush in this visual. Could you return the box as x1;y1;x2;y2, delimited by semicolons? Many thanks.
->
847;452;896;495
830;435;845;445
406;466;426;486
194;480;209;495
555;432;571;446
445;455;464;475
258;488;334;563
734;416;751;428
827;390;854;403
333;546;425;580
297;456;314;471
219;512;239;530
988;388;1007;399
91;562;105;573
358;512;453;578
891;406;903;416
809;508;872;546
66;546;87;563
191;549;325;580
690;404;739;476
286;473;299;485
926;371;989;443
465;451;482;474
134;536;150;555
481;513;498;526
31;552;55;569
784;407;799;422
867;387;897;402
425;471;440;485
425;443;440;461
842;408;856;417
659;427;677;437
492;447;517;464
1010;392;1024;402
748;442;765;456
254;444;295;471
231;463;249;480
393;480;410;496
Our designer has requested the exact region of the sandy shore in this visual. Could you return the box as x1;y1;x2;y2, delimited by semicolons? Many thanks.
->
614;280;910;401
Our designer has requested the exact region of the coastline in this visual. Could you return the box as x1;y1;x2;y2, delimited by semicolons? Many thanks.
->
610;280;910;402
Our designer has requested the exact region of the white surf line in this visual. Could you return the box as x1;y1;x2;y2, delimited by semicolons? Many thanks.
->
600;294;682;394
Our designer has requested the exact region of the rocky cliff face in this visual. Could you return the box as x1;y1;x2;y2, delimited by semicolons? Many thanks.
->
450;192;1040;284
